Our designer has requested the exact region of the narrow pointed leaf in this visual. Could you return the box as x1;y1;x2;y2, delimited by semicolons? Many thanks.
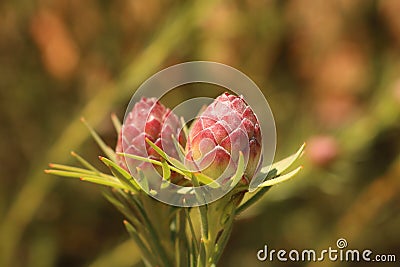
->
47;164;95;175
190;239;197;267
108;166;140;192
119;152;188;177
198;240;207;267
171;134;185;161
146;137;169;159
111;113;122;135
193;172;219;188
118;152;162;165
260;143;305;176
258;166;303;188
145;138;189;172
230;152;245;187
161;160;171;180
102;191;126;210
123;220;158;267
237;166;303;214
236;187;271;215
80;177;128;190
99;156;131;180
169;157;191;173
81;117;116;162
99;156;140;192
184;207;199;256
136;167;149;193
45;169;89;179
180;116;189;140
46;169;127;190
71;151;100;174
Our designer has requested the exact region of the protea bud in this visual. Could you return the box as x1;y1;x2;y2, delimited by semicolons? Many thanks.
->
185;92;262;184
116;97;184;178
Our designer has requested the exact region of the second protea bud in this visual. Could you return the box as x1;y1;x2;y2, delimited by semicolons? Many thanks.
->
185;92;262;184
116;97;184;180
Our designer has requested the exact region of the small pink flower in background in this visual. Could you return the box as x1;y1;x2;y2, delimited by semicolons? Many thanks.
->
307;135;339;167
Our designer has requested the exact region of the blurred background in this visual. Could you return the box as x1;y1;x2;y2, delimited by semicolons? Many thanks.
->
1;0;400;266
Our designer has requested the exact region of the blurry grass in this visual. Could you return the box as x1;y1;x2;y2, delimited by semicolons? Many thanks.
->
241;56;400;214
0;1;222;266
88;239;140;267
219;56;400;266
306;155;400;267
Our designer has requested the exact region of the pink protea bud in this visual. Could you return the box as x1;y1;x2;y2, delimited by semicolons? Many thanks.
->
116;97;184;176
185;92;262;183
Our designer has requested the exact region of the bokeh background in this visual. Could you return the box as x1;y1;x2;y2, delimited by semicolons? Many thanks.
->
1;0;400;266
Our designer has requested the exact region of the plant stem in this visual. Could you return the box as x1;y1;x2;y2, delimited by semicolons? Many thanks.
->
131;196;172;267
236;186;271;215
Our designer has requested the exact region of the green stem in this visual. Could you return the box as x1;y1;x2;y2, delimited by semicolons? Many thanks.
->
213;227;233;265
176;209;189;267
123;220;157;267
191;174;209;241
131;196;172;267
211;206;236;264
184;207;199;256
236;186;271;215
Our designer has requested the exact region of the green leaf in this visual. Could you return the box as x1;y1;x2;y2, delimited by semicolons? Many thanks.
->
260;143;305;176
212;209;235;265
145;138;189;173
45;169;89;179
48;161;122;183
180;116;189;140
80;177;128;190
103;190;143;227
102;191;126;210
192;173;219;188
190;239;197;267
123;220;158;267
70;151;101;174
45;169;127;190
161;160;171;180
169;157;191;173
257;166;303;188
119;152;188;177
47;163;95;175
235;187;271;215
99;156;140;192
236;143;305;213
121;140;220;188
111;113;122;135
248;143;304;193
46;169;115;182
198;240;207;267
171;134;186;162
118;152;161;165
81;117;116;162
183;206;199;256
230;152;245;187
146;137;169;158
136;167;149;193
